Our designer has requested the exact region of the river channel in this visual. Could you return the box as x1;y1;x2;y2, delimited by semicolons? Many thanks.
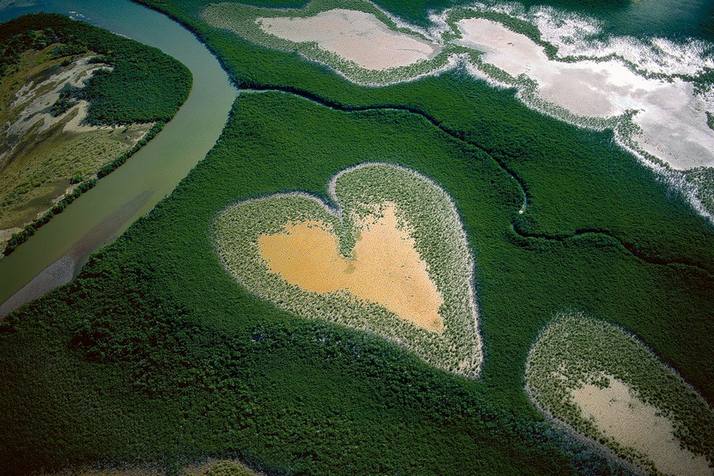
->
0;0;237;315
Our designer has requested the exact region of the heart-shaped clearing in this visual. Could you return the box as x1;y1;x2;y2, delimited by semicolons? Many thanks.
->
214;163;482;377
258;202;444;333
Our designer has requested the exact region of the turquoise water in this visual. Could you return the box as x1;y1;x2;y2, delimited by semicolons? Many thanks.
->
0;0;237;308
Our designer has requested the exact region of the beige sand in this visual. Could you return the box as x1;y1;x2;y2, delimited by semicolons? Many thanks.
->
256;9;439;71
572;376;712;476
257;203;444;332
4;57;112;144
457;18;714;171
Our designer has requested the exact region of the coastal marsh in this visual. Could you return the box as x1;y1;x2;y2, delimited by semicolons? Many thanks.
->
202;0;453;84
200;0;714;219
2;1;714;474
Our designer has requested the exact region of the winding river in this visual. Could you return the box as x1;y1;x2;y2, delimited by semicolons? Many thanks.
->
0;0;237;315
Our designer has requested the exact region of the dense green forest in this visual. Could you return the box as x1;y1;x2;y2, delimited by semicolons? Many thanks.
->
1;1;713;474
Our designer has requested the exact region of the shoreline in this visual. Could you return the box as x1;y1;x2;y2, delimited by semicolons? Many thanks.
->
0;190;152;318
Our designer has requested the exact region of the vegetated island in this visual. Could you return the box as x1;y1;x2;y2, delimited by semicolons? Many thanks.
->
0;14;192;255
214;163;482;378
526;313;714;476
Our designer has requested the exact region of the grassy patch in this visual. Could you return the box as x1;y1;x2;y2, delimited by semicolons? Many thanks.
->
526;313;714;473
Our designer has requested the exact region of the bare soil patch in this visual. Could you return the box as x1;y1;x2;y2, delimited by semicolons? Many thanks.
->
257;8;439;71
258;203;444;332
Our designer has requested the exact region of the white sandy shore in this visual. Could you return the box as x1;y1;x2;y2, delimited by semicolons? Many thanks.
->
257;9;440;71
456;18;714;171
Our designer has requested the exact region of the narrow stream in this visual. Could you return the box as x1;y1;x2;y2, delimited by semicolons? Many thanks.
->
0;0;238;315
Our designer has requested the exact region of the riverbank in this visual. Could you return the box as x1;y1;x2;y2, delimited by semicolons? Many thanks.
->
0;0;237;309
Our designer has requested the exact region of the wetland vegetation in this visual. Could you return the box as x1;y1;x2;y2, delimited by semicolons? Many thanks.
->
0;13;191;254
1;0;713;475
2;86;713;474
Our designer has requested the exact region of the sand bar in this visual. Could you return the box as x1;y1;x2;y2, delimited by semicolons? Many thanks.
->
572;376;712;476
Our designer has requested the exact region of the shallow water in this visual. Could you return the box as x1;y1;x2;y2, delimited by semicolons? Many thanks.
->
518;0;714;41
0;0;237;312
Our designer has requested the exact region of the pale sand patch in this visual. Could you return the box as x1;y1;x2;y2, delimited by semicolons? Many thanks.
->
257;9;439;71
5;56;112;140
456;18;714;170
572;376;712;476
257;203;444;332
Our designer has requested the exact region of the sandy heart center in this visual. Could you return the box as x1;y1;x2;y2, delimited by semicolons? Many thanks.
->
257;203;444;332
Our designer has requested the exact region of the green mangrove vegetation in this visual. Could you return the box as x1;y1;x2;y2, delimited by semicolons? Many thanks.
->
2;85;712;473
1;0;713;474
526;313;714;475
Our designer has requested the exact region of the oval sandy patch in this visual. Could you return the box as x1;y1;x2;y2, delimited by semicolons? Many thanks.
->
573;376;711;476
526;313;714;475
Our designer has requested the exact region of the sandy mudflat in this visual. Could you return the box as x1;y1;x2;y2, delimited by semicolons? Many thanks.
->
5;57;111;142
257;9;439;71
258;203;444;332
456;18;714;171
572;376;712;476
